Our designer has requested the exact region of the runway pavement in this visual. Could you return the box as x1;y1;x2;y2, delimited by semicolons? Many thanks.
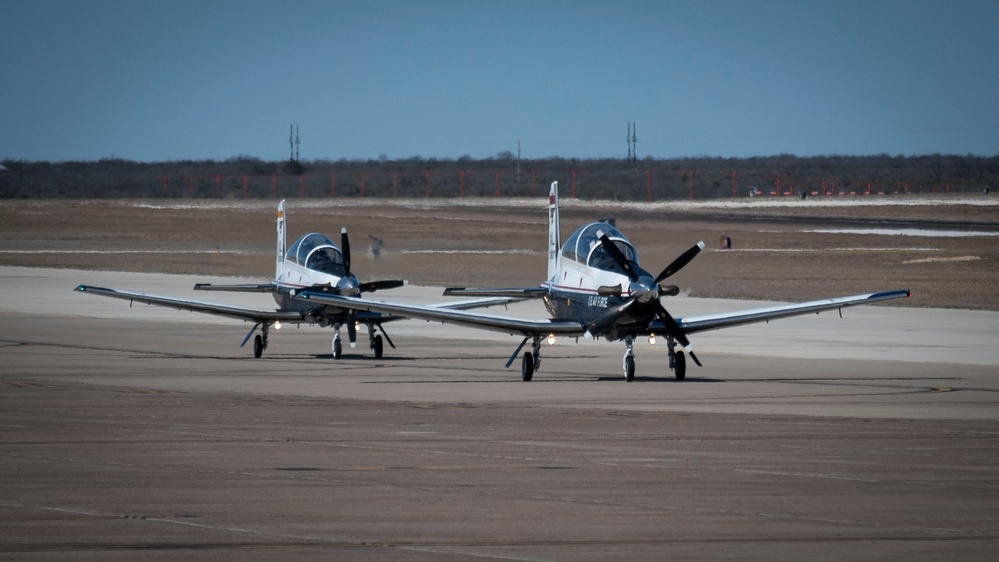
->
1;266;998;560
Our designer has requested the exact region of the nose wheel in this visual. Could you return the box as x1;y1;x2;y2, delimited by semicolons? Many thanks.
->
332;323;343;359
623;336;635;382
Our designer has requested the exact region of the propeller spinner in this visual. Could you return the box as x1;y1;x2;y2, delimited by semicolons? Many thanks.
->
591;235;704;366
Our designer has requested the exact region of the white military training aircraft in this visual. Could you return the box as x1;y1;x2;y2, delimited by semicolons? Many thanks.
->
76;200;512;359
295;181;911;381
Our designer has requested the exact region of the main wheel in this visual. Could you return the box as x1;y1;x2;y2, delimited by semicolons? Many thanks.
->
521;352;534;382
253;334;263;359
372;335;384;359
674;351;686;380
333;338;342;359
624;354;635;382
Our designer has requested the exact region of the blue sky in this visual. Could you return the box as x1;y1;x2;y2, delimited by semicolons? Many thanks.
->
3;0;998;162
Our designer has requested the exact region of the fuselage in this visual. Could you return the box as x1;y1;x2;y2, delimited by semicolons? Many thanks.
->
271;232;355;312
541;222;659;336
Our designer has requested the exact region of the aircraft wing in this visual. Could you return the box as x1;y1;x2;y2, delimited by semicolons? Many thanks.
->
443;287;549;299
673;290;911;334
296;292;585;337
193;283;277;293
76;284;308;323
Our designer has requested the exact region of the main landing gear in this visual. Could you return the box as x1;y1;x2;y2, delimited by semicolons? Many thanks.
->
252;323;270;358
667;336;686;381
368;324;384;359
521;336;542;381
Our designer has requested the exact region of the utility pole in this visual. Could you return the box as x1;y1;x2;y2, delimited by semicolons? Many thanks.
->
626;123;632;162
517;139;521;182
295;124;300;162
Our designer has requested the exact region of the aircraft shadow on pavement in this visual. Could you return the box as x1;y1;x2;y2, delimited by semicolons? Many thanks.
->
312;353;414;362
595;375;725;383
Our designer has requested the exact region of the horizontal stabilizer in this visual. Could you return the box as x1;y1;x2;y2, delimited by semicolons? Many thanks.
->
443;287;548;299
194;283;277;293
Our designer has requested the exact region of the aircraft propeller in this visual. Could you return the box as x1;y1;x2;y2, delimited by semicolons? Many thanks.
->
328;228;405;296
590;234;704;366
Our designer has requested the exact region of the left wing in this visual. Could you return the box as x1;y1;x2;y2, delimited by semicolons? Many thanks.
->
77;284;522;325
76;284;307;323
673;290;911;335
295;292;585;337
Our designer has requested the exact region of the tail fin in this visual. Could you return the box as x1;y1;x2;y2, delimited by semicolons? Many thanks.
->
547;181;561;282
275;200;287;280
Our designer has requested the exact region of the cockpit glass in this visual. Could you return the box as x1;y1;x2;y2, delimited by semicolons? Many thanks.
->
305;245;345;274
559;222;640;271
287;234;343;274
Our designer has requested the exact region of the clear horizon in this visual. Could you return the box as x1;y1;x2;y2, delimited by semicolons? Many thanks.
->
3;0;998;163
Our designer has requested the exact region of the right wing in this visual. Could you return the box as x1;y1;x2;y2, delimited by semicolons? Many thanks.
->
76;284;305;323
296;291;585;337
675;290;911;334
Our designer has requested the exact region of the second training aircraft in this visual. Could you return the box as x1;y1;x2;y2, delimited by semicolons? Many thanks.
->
77;200;511;359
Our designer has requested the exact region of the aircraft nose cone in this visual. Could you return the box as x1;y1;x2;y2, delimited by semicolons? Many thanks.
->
336;275;360;296
630;277;658;303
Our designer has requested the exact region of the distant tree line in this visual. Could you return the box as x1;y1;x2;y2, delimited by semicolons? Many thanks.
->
1;154;997;200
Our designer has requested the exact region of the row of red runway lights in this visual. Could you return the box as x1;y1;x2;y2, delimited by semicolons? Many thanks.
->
159;172;963;200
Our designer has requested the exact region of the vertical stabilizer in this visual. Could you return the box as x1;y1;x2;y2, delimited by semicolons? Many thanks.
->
547;181;561;282
275;200;287;280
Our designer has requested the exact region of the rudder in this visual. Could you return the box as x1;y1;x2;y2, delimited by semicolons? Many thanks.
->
547;181;561;282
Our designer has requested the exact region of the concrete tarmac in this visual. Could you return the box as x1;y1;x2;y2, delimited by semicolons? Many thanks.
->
1;267;998;560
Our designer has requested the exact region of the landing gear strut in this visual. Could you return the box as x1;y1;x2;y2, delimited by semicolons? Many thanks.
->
667;337;686;380
521;336;542;381
622;335;636;382
332;322;342;359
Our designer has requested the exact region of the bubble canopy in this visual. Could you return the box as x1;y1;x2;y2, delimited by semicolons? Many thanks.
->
286;233;346;275
560;222;640;273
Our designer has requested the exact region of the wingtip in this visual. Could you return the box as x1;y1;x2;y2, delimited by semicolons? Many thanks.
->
696;240;705;250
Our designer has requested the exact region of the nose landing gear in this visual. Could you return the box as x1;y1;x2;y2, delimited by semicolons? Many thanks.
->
622;336;636;382
332;322;342;359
